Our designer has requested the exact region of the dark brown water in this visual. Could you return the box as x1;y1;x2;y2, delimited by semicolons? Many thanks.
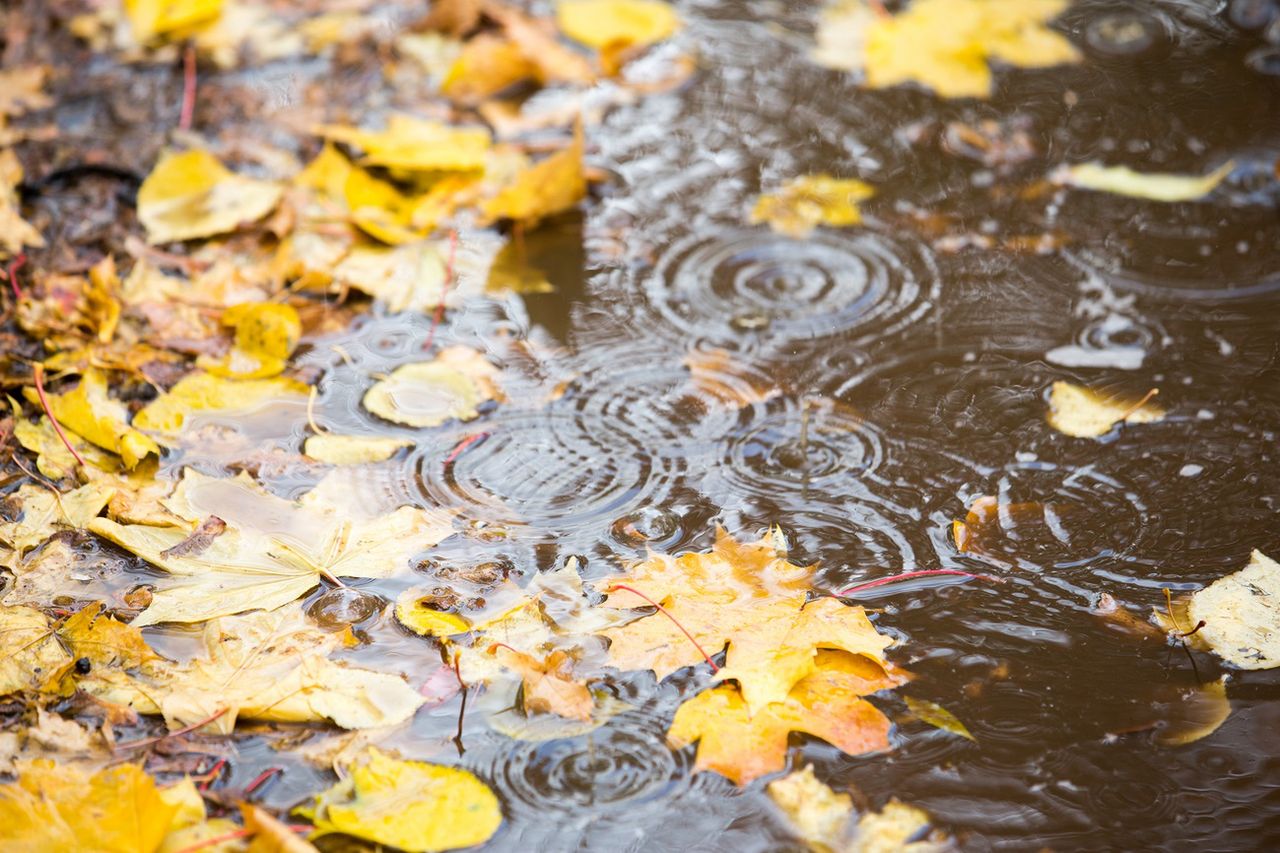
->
14;0;1280;849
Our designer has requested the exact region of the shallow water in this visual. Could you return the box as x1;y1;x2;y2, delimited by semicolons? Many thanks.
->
14;0;1280;848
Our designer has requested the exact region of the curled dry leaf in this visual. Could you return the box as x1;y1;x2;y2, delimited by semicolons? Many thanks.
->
363;345;502;428
751;175;875;239
298;747;502;853
137;149;284;244
1045;380;1164;439
1054;160;1234;203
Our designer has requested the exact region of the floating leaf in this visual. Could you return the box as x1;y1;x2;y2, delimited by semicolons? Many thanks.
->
488;645;593;722
137;149;283;244
557;0;681;50
767;764;855;852
1055;160;1234;203
904;695;975;741
332;243;448;314
133;371;308;435
363;346;502;428
1178;550;1280;670
1046;380;1164;438
0;483;115;553
395;590;473;637
58;602;161;671
751;174;875;238
300;748;502;852
304;435;414;465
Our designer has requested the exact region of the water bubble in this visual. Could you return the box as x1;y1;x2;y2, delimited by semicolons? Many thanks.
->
306;587;386;630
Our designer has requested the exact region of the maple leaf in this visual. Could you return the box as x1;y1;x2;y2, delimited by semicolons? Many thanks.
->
0;482;115;553
298;747;502;852
84;607;425;733
598;527;896;714
88;468;454;625
488;645;593;722
668;650;901;785
23;368;160;468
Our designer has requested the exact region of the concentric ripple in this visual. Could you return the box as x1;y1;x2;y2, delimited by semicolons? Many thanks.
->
644;228;939;348
413;410;679;534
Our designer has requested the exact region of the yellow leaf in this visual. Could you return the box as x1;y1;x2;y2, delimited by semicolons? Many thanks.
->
58;602;162;670
441;33;538;104
83;607;425;733
1155;678;1231;747
243;804;319;853
300;748;502;852
904;695;975;741
852;799;949;852
304;435;414;465
767;764;854;853
199;302;302;379
668;651;896;785
1055;160;1234;203
319;114;491;173
1045;381;1164;439
484;1;595;85
0;150;45;257
481;121;585;225
24;368;159;468
0;66;53;118
0;606;70;696
486;238;555;294
133;371;308;435
557;0;681;49
0;482;115;553
363;346;502;427
395;591;473;637
331;243;448;314
488;645;593;721
84;256;122;344
295;145;424;245
751;174;875;238
1184;550;1280;671
124;0;223;42
0;761;180;852
138;149;283;244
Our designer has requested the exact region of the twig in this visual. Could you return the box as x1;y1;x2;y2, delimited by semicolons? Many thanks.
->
838;569;1001;598
179;45;197;131
606;584;720;672
114;707;228;750
32;364;86;469
422;229;458;352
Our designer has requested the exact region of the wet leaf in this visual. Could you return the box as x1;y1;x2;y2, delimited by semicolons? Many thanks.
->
299;747;502;852
319;114;491;173
363;346;502;427
395;592;473;637
200;302;302;379
124;0;222;43
814;0;1080;99
24;369;159;468
133;371;308;435
1177;550;1280;670
137;149;284;244
441;34;538;104
751;175;875;238
1155;678;1231;747
767;764;855;852
58;602;162;670
481;121;585;225
304;435;414;465
0;150;44;257
332;243;448;314
851;800;950;852
483;0;596;85
488;645;593;721
0;482;115;553
486;238;555;294
1046;381;1164;438
84;607;425;733
557;0;681;50
904;695;975;741
1055;160;1234;203
242;804;320;853
599;528;900;714
0;605;71;695
668;650;897;785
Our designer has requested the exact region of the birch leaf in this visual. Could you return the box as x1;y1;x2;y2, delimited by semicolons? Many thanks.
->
904;696;975;741
1046;381;1164;438
1183;550;1280;670
138;149;283;244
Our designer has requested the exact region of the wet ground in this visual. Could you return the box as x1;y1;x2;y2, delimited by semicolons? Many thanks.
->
8;0;1280;849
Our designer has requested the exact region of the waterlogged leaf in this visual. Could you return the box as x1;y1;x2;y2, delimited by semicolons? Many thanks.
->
24;369;159;468
1046;380;1164;438
488;645;593;721
486;239;555;294
364;346;502;427
332;243;448;314
1155;678;1230;747
599;528;899;714
1181;550;1280;670
84;608;425;733
751;174;875;238
1055;160;1234;203
851;800;950;852
137;149;283;244
815;0;1080;99
481;121;585;225
0;605;70;695
767;764;855;852
557;0;681;50
0;482;115;553
396;590;473;637
320;114;491;173
668;650;897;785
904;695;975;741
0;761;182;852
300;748;502;852
58;602;162;670
304;435;414;465
134;371;308;435
199;302;302;379
124;0;223;43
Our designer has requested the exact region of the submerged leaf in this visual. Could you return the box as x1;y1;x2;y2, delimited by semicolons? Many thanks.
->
751;175;875;238
301;748;502;852
304;435;414;465
904;695;975;741
1055;160;1234;203
363;346;502;427
1155;678;1231;747
1045;381;1164;438
137;149;283;244
767;764;855;852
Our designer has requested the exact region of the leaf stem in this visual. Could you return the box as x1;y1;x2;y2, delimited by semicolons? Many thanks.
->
242;766;283;797
179;45;197;131
114;707;228;750
606;583;720;673
1117;387;1159;425
32;363;86;469
838;569;1000;598
5;252;26;300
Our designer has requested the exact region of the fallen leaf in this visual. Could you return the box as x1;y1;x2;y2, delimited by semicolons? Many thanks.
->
1171;550;1280;670
298;747;502;852
363;346;502;427
850;799;950;852
441;33;538;104
199;302;302;379
0;482;115;553
483;0;595;85
599;527;898;714
137;149;284;244
751;174;875;238
0;605;71;695
24;368;159;468
133;371;308;435
395;591;474;637
0;66;54;118
814;0;1080;99
481;121;585;225
58;602;162;670
904;695;975;741
415;0;482;37
557;0;681;50
1054;160;1234;203
767;764;855;852
304;435;414;465
124;0;223;43
319;114;491;173
331;242;448;314
243;804;320;853
85;607;425;733
1046;381;1164;438
488;645;593;721
0;150;45;257
668;650;897;785
1155;678;1231;747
